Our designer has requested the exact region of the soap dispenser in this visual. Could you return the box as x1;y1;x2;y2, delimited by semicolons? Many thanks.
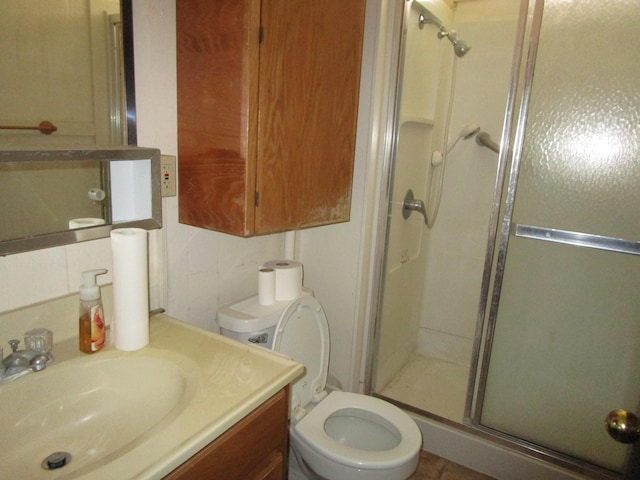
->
79;269;108;353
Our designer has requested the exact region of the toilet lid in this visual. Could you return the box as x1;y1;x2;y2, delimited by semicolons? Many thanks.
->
272;296;329;412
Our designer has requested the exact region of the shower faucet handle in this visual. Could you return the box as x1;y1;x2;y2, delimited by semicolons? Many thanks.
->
402;189;428;225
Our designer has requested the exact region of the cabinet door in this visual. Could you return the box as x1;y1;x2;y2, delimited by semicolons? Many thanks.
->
177;0;366;236
177;0;260;235
255;0;366;234
163;388;289;480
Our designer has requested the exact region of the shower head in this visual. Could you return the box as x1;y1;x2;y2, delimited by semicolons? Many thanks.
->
438;28;472;58
446;123;481;154
459;123;481;140
453;39;471;57
431;123;481;166
418;9;472;58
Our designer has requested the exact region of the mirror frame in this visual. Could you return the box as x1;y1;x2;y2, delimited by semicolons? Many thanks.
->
122;0;137;145
0;147;161;256
0;0;161;257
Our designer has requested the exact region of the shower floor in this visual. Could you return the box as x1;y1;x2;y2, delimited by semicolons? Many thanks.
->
379;354;470;422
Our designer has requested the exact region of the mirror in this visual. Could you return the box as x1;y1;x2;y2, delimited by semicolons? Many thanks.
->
0;147;161;256
0;0;155;256
0;0;136;146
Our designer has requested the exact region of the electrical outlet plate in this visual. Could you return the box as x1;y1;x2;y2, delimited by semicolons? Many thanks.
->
160;154;177;197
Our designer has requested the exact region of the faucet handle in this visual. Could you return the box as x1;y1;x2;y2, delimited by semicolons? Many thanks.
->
30;354;49;372
8;339;20;353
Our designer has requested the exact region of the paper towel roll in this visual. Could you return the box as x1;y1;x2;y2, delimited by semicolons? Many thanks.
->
69;217;106;229
258;267;276;305
110;228;149;351
263;260;303;301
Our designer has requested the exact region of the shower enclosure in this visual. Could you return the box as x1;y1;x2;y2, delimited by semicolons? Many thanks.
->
369;0;640;478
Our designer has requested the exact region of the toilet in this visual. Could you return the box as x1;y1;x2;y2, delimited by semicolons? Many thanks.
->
217;292;422;480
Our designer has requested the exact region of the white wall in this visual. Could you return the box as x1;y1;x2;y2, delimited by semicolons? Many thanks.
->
374;0;451;390
0;0;380;393
130;0;285;333
418;1;519;365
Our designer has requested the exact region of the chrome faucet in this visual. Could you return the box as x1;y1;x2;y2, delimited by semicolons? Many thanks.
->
0;339;52;384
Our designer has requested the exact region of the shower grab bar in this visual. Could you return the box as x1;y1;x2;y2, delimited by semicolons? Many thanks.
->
514;224;640;256
476;131;500;153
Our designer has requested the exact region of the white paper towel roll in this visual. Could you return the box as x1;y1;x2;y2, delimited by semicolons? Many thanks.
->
258;267;276;305
110;228;149;351
263;260;303;301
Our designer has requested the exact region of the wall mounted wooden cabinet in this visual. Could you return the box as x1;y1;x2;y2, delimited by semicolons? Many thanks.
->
177;0;366;236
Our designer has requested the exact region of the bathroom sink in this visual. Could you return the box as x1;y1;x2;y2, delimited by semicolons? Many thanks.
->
0;314;302;480
0;351;195;479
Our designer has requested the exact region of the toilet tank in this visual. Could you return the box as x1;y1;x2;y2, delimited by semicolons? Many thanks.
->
217;295;284;348
217;288;312;349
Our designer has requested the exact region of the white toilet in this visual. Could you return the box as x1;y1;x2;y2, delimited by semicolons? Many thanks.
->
218;292;422;480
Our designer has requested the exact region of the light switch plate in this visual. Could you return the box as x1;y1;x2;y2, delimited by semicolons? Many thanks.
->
160;155;177;197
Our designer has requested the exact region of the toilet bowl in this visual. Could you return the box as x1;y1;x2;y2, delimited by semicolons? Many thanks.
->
218;293;421;480
291;391;422;480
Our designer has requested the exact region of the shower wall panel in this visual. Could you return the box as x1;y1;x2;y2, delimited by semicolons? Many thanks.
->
418;15;517;365
375;0;449;389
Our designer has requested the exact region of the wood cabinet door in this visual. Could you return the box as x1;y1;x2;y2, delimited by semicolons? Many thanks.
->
177;0;260;236
177;0;366;236
163;388;289;480
255;0;366;234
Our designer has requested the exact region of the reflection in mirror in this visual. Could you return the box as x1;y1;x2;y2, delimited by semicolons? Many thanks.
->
0;0;136;146
0;159;108;241
0;148;161;256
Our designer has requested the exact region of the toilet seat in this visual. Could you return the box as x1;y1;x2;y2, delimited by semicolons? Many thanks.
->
268;294;421;479
272;295;330;421
292;391;422;469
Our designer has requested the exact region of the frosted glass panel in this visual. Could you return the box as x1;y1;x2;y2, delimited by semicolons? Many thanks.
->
513;0;640;240
479;0;640;474
481;238;640;472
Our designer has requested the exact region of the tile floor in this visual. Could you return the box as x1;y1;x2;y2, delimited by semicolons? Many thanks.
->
409;450;497;480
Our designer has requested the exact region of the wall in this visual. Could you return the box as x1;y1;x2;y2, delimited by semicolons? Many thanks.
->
0;0;121;146
418;1;519;365
0;0;379;393
374;0;452;391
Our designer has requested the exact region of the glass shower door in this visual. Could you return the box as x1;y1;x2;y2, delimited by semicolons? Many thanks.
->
471;0;640;476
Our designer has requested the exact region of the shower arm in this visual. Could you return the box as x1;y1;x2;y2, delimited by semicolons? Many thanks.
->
476;131;500;153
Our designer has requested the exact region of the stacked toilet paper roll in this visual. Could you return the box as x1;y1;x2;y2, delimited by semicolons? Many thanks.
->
110;228;149;351
258;267;276;305
259;260;303;304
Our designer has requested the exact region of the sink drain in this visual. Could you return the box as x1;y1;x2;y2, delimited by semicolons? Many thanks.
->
42;451;72;470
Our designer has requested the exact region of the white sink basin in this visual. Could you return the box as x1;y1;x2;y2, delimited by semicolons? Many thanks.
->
0;351;195;478
0;315;303;480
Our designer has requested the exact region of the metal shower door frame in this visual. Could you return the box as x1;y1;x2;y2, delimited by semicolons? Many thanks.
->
465;0;640;478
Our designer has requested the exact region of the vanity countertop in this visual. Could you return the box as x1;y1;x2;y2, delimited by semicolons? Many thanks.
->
3;313;303;479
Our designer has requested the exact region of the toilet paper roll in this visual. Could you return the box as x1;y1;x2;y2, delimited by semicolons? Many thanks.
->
110;228;149;351
68;217;106;229
258;267;276;305
263;260;303;301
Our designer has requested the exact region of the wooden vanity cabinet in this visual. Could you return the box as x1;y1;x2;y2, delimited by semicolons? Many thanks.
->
177;0;367;236
163;387;289;480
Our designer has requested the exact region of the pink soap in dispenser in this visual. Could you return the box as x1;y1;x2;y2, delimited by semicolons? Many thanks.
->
79;269;108;353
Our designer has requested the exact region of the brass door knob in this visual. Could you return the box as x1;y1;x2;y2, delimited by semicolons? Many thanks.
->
605;409;640;444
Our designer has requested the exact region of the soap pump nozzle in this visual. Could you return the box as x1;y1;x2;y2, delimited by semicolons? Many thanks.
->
80;269;108;302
